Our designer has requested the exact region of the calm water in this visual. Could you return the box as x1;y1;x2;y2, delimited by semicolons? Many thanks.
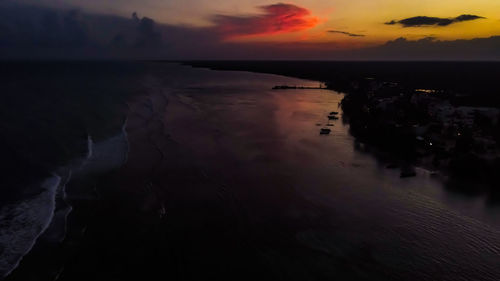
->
161;64;500;280
1;62;499;280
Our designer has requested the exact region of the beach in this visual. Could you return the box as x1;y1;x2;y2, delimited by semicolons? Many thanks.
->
3;62;500;281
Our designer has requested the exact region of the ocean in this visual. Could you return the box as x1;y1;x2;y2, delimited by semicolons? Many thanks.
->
1;62;499;281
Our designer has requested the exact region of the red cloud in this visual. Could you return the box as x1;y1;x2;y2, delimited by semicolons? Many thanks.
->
213;3;319;39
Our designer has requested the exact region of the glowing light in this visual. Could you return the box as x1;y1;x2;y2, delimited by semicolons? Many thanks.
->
214;3;319;39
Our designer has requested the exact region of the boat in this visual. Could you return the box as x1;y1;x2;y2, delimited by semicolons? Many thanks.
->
320;128;331;135
330;111;339;115
328;115;339;120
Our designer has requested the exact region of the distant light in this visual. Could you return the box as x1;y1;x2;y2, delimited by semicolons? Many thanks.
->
429;142;433;146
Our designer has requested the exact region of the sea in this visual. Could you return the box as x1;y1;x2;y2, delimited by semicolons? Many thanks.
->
0;62;499;281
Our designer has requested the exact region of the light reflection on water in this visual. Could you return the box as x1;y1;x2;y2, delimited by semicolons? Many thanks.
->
165;64;499;227
158;64;500;280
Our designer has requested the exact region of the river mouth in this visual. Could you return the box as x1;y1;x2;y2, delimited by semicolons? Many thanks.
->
4;63;500;281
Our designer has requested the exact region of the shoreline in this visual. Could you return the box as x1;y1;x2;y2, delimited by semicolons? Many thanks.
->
3;122;130;280
4;77;167;280
0;175;61;279
184;61;500;200
4;62;500;281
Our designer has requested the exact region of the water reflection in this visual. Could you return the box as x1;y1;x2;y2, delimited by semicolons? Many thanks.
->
165;65;500;227
161;68;500;279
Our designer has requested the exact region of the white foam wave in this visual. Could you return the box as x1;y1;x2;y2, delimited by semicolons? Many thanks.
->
86;135;93;160
0;121;130;279
0;175;61;278
74;126;129;178
41;170;73;244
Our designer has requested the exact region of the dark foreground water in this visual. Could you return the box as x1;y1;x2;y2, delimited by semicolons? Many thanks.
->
1;62;499;280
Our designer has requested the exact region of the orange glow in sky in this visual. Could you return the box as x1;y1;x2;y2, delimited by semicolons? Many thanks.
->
29;0;500;47
213;3;319;39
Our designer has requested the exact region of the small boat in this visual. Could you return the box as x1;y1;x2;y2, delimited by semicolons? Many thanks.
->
320;128;331;135
328;115;339;120
330;111;339;115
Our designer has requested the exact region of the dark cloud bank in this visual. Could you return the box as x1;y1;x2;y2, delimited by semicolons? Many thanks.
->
386;14;485;27
0;2;499;60
328;30;365;37
356;36;500;60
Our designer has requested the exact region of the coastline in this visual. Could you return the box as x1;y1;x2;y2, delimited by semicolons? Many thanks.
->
4;62;500;281
3;122;130;280
0;175;61;278
4;78;167;280
184;61;500;200
0;61;149;279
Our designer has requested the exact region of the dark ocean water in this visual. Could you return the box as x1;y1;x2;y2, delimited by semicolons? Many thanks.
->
0;62;145;277
0;62;499;280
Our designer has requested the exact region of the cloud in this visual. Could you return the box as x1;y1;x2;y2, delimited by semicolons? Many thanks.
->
0;2;169;58
2;1;500;60
354;36;500;60
328;30;365;37
386;14;485;27
135;15;163;48
0;5;89;49
212;3;319;38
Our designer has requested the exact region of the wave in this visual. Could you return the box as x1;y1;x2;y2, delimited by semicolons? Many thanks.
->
0;175;61;278
0;120;130;279
73;120;129;179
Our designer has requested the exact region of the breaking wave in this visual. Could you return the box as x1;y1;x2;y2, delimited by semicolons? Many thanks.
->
0;120;129;279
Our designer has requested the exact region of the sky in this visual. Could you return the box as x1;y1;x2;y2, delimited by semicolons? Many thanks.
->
2;0;500;59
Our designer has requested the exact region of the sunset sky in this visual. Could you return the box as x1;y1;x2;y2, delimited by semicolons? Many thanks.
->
23;0;500;44
3;0;500;59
